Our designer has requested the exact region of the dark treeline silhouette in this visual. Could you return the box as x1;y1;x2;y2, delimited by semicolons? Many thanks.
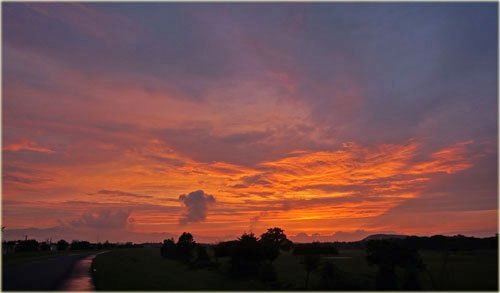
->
161;227;293;286
399;234;498;251
159;227;363;289
5;231;496;290
159;230;497;290
216;228;292;281
2;238;143;254
160;232;214;269
324;234;498;251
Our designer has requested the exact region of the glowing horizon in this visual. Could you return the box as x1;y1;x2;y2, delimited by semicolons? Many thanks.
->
2;3;498;243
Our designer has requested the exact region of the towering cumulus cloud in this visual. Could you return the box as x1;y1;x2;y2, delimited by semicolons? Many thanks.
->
178;190;216;225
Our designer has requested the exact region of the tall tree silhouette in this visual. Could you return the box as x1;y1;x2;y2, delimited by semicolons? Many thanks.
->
229;233;262;277
259;227;292;261
176;232;196;262
56;239;69;251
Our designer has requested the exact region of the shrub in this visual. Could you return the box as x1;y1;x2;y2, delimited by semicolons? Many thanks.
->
57;239;69;251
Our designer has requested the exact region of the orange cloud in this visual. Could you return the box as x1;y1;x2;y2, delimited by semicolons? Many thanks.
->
3;140;54;153
1;136;483;239
409;140;476;175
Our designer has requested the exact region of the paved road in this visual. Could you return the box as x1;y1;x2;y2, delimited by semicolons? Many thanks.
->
2;253;92;291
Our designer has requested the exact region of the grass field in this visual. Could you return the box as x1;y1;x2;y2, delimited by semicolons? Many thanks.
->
92;247;498;290
92;248;268;290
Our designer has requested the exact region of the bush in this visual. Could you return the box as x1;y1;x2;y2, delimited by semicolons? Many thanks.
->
39;242;50;251
57;239;69;251
70;240;91;250
16;240;39;252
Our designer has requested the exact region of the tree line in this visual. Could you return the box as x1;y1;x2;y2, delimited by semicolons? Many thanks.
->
2;239;142;253
159;229;498;290
160;227;344;289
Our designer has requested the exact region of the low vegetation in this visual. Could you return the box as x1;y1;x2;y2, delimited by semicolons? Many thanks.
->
2;239;143;266
91;228;498;290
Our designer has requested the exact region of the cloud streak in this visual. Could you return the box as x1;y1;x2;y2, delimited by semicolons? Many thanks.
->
3;140;54;153
92;190;153;199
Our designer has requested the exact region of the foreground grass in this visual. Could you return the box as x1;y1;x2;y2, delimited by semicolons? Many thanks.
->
92;248;498;290
417;249;498;290
93;248;268;290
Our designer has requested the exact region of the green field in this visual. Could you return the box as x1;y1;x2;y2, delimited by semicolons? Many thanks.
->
92;247;498;290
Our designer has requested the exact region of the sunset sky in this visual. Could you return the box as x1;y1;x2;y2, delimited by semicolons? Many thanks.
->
3;3;498;243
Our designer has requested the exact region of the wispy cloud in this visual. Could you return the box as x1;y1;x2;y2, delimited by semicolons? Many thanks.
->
4;140;54;153
91;190;153;199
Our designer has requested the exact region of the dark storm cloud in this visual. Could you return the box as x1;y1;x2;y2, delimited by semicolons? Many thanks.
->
178;190;216;225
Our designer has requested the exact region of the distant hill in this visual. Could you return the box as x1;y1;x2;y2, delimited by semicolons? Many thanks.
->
362;234;408;241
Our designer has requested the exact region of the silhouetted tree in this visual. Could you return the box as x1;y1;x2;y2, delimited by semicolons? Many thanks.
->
16;240;39;252
259;227;292;261
103;240;112;249
70;240;91;250
176;232;196;262
302;254;321;289
39;241;50;251
160;238;177;259
229;233;262;277
57;239;69;251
